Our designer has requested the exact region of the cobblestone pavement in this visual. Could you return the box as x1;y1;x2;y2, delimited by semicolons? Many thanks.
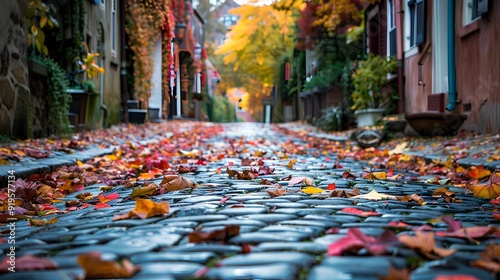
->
1;122;499;279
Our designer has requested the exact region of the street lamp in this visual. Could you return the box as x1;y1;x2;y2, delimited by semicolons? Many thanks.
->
174;22;187;48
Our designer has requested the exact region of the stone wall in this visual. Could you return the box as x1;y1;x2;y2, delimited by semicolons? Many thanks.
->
0;1;32;139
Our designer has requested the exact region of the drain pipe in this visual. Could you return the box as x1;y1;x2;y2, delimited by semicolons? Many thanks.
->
446;0;457;111
99;67;109;128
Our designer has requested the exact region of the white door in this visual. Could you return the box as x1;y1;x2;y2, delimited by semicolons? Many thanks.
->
432;0;449;94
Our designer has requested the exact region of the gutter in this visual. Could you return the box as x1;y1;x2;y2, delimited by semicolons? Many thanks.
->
446;0;457;111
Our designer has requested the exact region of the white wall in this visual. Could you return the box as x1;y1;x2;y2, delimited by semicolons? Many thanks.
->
150;36;162;114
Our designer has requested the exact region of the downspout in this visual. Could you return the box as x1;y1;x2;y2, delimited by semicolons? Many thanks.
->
445;0;457;111
119;0;129;122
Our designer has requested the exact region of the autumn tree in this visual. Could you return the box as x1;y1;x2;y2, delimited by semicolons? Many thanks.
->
215;2;303;92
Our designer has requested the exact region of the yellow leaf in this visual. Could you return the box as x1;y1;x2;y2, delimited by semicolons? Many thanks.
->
302;187;324;194
352;189;397;201
363;171;387;180
40;15;47;28
469;173;500;199
130;183;157;198
287;159;297;169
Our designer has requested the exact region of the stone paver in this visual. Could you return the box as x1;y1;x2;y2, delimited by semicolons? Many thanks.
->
0;122;499;279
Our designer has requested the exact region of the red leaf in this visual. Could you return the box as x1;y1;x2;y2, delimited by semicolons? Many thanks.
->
435;226;497;239
493;213;500;220
327;228;396;256
37;204;58;211
94;203;110;209
327;183;336;190
326;228;340;234
387;166;394;177
434;275;481;280
341;207;381;217
0;192;8;201
0;255;57;272
220;196;230;204
442;216;463;232
188;225;240;243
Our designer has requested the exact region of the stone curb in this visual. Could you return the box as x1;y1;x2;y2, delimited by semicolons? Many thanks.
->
0;147;115;186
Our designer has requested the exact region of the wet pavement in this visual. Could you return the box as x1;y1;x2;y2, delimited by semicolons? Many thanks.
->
0;121;499;279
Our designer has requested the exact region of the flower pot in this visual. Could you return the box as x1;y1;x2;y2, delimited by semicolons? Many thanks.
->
354;108;385;128
128;109;147;124
148;107;160;120
405;112;467;136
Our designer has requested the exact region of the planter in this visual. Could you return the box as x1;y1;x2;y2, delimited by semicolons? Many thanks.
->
148;107;160;120
405;112;467;136
128;109;147;124
28;58;48;76
127;100;139;109
354;108;385;128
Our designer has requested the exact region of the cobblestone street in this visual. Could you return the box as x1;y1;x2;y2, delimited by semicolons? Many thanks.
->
0;121;499;279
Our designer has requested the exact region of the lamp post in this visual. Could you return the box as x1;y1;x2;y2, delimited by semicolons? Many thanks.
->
174;22;187;118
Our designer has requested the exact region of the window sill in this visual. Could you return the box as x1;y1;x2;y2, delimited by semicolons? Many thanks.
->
459;19;480;39
404;46;419;58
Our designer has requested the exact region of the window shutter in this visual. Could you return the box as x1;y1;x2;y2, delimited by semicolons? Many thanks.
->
478;0;489;16
389;28;397;56
416;0;426;46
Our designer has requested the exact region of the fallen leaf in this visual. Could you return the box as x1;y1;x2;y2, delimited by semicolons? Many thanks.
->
287;159;297;169
327;183;336;190
470;242;500;274
188;225;240;243
362;171;387;180
137;172;155;180
113;198;169;220
0;255;57;272
469;172;500;199
398;231;456;259
436;226;497;240
130;183;158;198
160;175;194;192
77;251;140;278
379;266;410;280
352;189;397;201
397;193;426;205
267;187;287;198
340;207;381;217
94;203;110;209
302;186;324;194
327;228;397;256
441;216;463;231
98;192;120;203
434;275;480;280
329;188;359;198
288;176;314;186
28;217;58;227
468;165;492;180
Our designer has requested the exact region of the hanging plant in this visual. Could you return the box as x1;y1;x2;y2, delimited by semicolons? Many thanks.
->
125;0;172;109
24;0;60;55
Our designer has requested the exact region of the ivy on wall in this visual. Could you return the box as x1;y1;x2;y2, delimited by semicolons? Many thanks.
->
125;0;173;109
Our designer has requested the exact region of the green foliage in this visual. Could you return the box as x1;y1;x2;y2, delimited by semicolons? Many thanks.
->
210;95;237;123
29;54;71;136
351;54;397;111
303;62;344;91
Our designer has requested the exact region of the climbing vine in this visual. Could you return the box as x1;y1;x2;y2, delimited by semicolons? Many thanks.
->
125;0;173;109
29;54;71;136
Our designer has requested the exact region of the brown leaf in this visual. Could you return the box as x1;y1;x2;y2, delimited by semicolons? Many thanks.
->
0;255;57;272
113;198;169;220
329;187;359;198
188;225;240;243
398;231;456;259
160;175;194;191
267;187;287;198
379;266;410;280
77;251;140;279
28;217;58;227
470;242;500;274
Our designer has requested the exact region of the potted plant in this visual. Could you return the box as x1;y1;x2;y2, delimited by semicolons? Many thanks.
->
351;54;397;127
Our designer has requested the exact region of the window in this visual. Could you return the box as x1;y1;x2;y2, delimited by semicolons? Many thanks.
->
463;0;488;25
100;0;105;10
387;0;397;56
407;0;425;48
111;0;116;57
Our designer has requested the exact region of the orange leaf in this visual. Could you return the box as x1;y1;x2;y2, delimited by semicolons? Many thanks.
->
94;203;110;209
327;183;336;190
469;172;500;199
468;165;491;180
379;266;410;280
28;217;58;227
113;198;169;220
137;173;155;180
77;251;140;278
